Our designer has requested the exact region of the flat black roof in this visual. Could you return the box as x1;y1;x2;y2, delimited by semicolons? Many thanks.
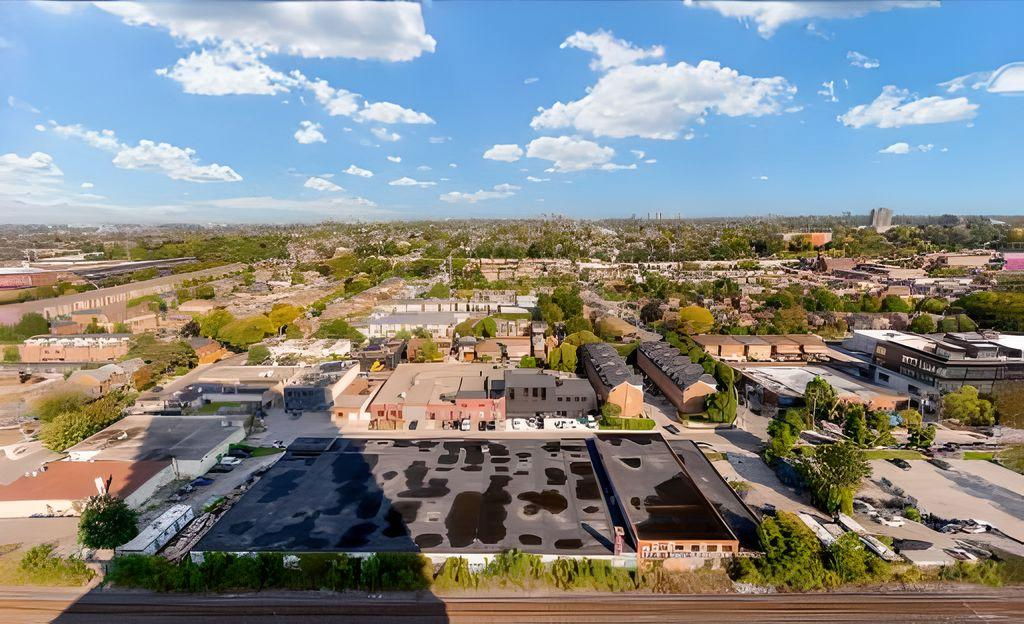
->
593;434;736;543
196;437;618;556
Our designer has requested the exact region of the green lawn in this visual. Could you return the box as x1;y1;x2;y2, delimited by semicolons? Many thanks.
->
862;449;925;460
963;451;996;461
195;401;242;415
230;443;284;457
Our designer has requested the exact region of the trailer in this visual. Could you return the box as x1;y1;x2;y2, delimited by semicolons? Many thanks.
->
116;504;195;556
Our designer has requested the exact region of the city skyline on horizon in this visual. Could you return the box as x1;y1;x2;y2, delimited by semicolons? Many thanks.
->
2;1;1023;224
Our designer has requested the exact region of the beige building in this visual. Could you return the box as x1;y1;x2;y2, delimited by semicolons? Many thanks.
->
577;342;645;418
18;334;132;363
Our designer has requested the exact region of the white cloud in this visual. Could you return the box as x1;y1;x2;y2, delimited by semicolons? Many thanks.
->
818;81;837;103
156;43;291;95
839;85;978;128
644;158;657;164
304;176;343;192
7;96;40;114
353;101;434;125
294;120;326;144
343;164;374;178
429;136;450;144
439;184;518;204
448;163;458;168
879;142;936;154
483;144;524;162
371;127;401;142
532;59;796;140
753;175;769;181
97;1;435;61
416;165;431;171
918;143;934;152
526;176;550;183
49;120;241;183
112;140;242;182
389;176;435;188
939;62;1024;95
599;163;637;171
297;73;362;116
81;182;94;189
684;1;937;38
34;124;46;132
631;150;645;159
560;30;664;71
525;136;618;172
847;50;880;70
386;156;402;163
524;77;539;85
50;122;121;150
0;151;64;200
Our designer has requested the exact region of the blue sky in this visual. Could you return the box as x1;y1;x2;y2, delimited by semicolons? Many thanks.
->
1;1;1022;223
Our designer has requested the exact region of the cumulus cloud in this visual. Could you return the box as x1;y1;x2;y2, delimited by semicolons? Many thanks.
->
847;50;880;69
48;120;241;182
525;136;623;172
353;101;434;124
386;155;402;163
531;57;796;140
524;77;539;85
839;86;978;128
112;140;242;182
34;124;46;132
371;127;401;142
879;142;936;154
389;176;436;188
483;144;524;162
304;176;343;191
344;164;374;178
560;29;664;71
0;151;64;200
939;62;1024;95
81;182;94;189
294;120;326;144
526;176;550;183
439;184;518;204
684;1;937;38
96;1;436;61
156;43;291;95
428;136;450;144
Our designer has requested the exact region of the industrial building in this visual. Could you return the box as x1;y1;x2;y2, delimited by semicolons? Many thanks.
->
503;369;597;421
18;334;132;363
736;364;910;415
636;341;718;414
577;342;645;418
282;360;360;413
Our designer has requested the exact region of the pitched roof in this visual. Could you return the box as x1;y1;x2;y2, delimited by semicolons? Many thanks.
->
0;459;170;502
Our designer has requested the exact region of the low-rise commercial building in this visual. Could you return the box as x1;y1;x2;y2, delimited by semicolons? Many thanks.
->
736;364;910;415
636;341;718;414
18;334;132;363
283;360;360;413
365;312;470;339
0;459;173;518
504;369;597;420
66;363;129;398
577;342;644;418
369;363;506;429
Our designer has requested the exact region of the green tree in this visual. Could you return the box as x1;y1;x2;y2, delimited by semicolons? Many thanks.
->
551;286;583;318
880;295;912;313
843;406;869;446
804;376;839;425
917;298;948;314
268;304;303;330
78;495;139;549
563;316;593;334
563;331;602;347
539;302;564;325
217;316;276;349
15;312;49;338
909;314;936;333
601;402;622;419
898;408;923;430
414;338;441;362
798;441;871;515
518;356;537;368
705;389;737;424
548;343;578;373
773;307;809;334
197;309;235;339
32;389;91;423
676;305;714;334
315;319;365;344
908;423;936;449
639;300;664;324
3;345;19;362
750;511;829;591
766;409;805;460
247;344;270;365
942;385;995;426
473;317;498;338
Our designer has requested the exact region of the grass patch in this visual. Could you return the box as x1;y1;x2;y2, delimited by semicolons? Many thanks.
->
598;416;656;431
997;445;1024;475
0;544;94;587
862;449;925;460
195;401;242;415
230;443;284;457
963;451;995;461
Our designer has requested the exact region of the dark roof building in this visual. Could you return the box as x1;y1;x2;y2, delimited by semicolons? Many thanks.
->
636;341;718;414
503;369;597;419
577;342;645;418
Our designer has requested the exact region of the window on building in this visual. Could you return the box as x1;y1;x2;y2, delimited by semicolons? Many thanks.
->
722;545;733;553
690;544;700;552
707;545;718;553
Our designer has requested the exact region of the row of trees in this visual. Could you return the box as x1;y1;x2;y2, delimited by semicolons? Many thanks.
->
35;390;135;452
193;304;303;349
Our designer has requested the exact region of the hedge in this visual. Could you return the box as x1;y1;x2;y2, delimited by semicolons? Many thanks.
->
599;416;656;430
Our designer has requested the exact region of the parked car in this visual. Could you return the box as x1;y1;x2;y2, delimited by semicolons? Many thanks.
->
408;421;418;431
485;421;496;431
190;477;214;487
663;424;681;435
888;458;912;471
460;419;471;432
209;464;235;474
928;458;952;471
220;456;243;466
478;420;487;432
876;515;905;528
271;440;286;449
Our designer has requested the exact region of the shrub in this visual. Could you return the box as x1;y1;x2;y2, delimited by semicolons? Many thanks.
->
599;416;656;430
247;344;270;365
13;543;94;586
78;494;139;549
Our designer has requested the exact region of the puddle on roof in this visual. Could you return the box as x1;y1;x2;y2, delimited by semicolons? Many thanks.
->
519;534;542;546
415;533;443;549
517;490;568;515
357;491;383;519
382;507;409;538
554;538;583;550
398;460;450;498
619;457;642;469
545;467;566;486
570;462;600;501
445;475;511;547
382;471;398;480
583;505;600;514
391;500;421;524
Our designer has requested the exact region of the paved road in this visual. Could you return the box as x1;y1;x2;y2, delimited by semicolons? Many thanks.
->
3;588;1021;623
